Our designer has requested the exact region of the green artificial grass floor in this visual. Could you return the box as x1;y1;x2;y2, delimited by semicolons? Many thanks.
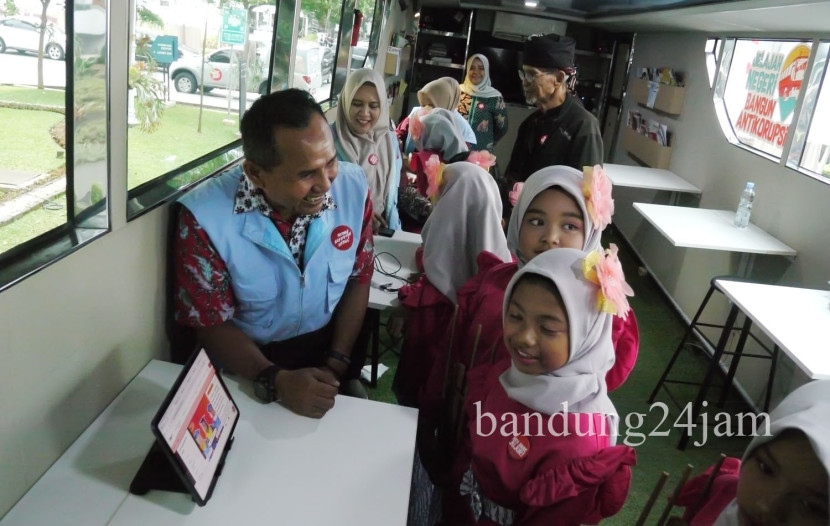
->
364;227;754;524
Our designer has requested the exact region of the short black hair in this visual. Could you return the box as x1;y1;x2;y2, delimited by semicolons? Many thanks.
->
240;89;326;170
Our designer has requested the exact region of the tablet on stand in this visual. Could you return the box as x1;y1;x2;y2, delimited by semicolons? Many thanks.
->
130;349;240;506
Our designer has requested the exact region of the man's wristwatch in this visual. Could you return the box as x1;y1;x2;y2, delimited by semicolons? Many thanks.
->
253;364;281;403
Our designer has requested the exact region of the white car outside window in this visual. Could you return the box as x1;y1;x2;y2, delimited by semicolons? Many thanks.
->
0;16;66;60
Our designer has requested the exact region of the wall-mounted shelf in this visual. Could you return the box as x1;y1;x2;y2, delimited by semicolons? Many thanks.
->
419;29;467;39
631;77;686;115
415;58;464;69
622;128;673;169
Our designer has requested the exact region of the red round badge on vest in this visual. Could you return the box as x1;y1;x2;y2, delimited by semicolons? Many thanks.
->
477;102;485;109
368;154;379;165
507;435;530;460
539;135;548;145
331;225;354;251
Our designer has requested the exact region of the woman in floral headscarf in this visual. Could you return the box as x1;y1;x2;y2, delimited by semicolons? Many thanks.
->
458;53;509;153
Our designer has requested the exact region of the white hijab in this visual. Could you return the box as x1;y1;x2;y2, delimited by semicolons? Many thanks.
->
412;108;468;159
334;68;396;216
714;379;830;525
506;166;604;267
421;161;511;303
460;53;502;99
499;248;618;438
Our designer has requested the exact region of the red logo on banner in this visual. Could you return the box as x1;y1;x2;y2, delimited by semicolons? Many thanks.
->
507;435;530;460
539;135;548;145
331;225;354;251
368;154;379;165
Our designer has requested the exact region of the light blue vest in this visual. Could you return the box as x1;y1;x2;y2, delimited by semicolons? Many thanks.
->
179;162;368;345
332;124;402;230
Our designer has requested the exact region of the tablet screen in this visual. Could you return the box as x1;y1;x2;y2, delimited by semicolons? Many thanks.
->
152;349;239;503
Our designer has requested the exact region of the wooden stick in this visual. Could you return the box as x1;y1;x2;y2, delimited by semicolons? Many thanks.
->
467;325;483;370
489;338;499;365
440;305;460;400
687;454;727;520
656;464;693;526
635;471;669;526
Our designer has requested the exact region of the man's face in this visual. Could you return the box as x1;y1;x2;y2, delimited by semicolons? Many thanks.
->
243;113;338;222
521;66;558;107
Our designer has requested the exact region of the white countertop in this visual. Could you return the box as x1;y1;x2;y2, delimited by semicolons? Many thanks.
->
716;280;830;380
369;230;421;310
634;203;797;256
605;163;701;194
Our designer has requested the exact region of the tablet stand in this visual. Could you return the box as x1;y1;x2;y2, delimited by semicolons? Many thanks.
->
129;441;192;498
129;436;235;505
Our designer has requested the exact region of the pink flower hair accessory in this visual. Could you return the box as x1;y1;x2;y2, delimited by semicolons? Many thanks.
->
410;115;424;143
582;243;633;319
508;182;524;207
424;154;445;202
467;150;496;171
582;164;614;231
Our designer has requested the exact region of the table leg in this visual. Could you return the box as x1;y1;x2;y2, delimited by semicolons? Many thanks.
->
764;346;780;413
717;314;753;408
737;253;756;277
678;303;740;450
369;309;380;388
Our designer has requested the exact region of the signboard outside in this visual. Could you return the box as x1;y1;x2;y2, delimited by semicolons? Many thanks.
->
150;35;178;64
221;8;247;45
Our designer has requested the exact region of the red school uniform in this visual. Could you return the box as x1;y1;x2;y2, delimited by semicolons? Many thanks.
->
442;359;635;526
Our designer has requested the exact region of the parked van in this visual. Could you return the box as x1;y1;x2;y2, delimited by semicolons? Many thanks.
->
294;40;323;91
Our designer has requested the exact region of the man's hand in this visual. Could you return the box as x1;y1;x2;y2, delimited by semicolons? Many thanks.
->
385;306;410;341
275;368;340;419
371;212;387;234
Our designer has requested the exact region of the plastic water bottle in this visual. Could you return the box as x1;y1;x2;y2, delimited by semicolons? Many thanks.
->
734;182;755;229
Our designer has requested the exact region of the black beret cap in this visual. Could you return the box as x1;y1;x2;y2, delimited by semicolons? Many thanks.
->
523;34;576;70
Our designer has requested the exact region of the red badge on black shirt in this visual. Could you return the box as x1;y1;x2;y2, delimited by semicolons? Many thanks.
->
539;135;548;145
331;225;354;250
368;154;379;165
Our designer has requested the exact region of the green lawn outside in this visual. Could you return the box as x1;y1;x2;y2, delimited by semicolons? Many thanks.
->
128;104;241;189
0;195;66;255
0;85;240;253
0;86;65;106
0;106;65;174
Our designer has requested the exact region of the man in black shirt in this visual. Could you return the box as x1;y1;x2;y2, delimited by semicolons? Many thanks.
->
504;34;603;189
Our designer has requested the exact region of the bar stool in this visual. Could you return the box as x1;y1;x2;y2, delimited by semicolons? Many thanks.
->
648;276;780;450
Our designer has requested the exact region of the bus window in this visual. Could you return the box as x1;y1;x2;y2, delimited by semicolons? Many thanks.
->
787;41;830;182
717;39;812;160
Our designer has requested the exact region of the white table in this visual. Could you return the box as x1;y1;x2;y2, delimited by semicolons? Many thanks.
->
675;280;830;449
716;281;830;380
1;360;418;525
605;163;701;204
633;203;797;276
366;230;422;385
369;229;421;310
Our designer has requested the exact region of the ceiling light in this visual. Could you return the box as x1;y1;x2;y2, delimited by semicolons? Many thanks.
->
525;0;538;7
